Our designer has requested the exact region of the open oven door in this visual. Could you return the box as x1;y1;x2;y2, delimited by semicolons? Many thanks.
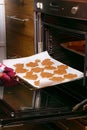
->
0;78;87;126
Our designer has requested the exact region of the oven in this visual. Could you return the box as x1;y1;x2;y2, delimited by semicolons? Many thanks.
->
34;0;87;121
0;0;87;128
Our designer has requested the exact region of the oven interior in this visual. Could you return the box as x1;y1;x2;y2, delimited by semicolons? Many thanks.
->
34;13;87;115
42;14;85;71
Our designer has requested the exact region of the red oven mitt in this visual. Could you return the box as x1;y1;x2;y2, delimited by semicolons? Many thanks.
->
0;63;18;87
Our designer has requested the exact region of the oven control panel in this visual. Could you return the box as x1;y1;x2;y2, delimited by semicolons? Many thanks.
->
34;0;87;20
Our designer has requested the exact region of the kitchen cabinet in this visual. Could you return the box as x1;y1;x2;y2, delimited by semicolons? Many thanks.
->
5;0;35;58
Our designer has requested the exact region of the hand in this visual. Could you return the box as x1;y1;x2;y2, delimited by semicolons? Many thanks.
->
4;66;16;78
0;66;18;87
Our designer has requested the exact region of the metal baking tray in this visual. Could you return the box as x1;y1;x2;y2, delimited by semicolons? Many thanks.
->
61;40;85;56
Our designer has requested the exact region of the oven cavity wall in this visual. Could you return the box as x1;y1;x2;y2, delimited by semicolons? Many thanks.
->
5;0;35;58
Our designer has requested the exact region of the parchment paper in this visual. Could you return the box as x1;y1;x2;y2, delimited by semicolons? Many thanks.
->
3;51;83;89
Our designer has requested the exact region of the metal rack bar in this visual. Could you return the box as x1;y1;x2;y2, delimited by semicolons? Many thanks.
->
83;33;87;87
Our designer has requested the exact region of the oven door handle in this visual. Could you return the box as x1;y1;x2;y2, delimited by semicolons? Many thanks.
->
7;15;29;23
49;2;59;8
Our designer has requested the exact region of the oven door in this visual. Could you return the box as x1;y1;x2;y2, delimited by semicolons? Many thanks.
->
1;80;87;126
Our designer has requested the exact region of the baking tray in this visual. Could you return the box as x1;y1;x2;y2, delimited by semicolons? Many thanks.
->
3;51;83;89
61;40;85;56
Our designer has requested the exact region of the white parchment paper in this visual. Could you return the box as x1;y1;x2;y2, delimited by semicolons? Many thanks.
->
3;51;83;89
